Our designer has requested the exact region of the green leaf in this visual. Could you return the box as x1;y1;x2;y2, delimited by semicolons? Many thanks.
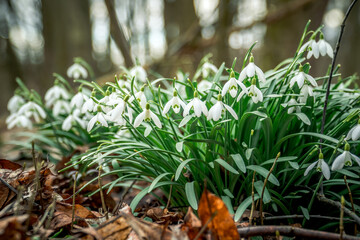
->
221;196;234;215
294;112;311;125
261;156;298;166
214;159;239;174
148;173;172;193
223;189;234;199
206;62;225;102
254;180;271;204
185;181;198;210
336;169;359;178
247;165;280;186
175;159;197;181
288;161;299;169
300;206;310;220
234;194;260;222
231;154;246;173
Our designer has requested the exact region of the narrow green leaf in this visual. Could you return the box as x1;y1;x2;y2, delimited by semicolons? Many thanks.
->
185;181;198;210
175;159;196;181
148;173;172;193
231;154;246;173
300;206;310;220
214;159;239;174
288;161;299;169
247;165;280;186
294;112;311;125
223;189;234;199
234;194;260;222
254;180;271;204
221;196;234;215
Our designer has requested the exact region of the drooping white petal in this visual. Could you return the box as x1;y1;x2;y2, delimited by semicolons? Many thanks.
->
331;152;346;171
222;80;231;97
200;101;208;116
318;39;327;56
305;73;317;87
150;111;162;128
134;111;146;128
326;43;334;58
351;125;360;141
87;115;98;132
304;161;317;176
97;113;108;127
320;160;330;180
144;125;152;137
193;99;202;117
162;99;173;115
255;66;266;83
179;115;193;127
350;153;360;166
176;141;184;152
62;115;73;131
183;100;193;117
311;40;319;59
246;63;256;77
224;104;238;120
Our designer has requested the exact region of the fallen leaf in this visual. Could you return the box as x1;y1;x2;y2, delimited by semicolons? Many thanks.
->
181;207;203;239
0;159;22;170
146;207;184;224
0;214;37;240
198;188;240;240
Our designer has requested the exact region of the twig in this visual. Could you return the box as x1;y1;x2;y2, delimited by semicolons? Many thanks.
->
320;0;358;141
264;214;355;223
165;176;175;210
71;172;78;231
249;171;256;226
0;176;18;195
104;0;134;68
317;194;360;226
98;166;108;220
26;159;41;231
344;176;358;235
112;179;137;214
341;196;345;240
237;226;360;240
260;152;280;225
193;211;218;240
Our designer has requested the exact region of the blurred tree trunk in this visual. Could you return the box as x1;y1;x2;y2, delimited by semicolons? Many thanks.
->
217;0;234;66
260;0;329;70
42;0;94;90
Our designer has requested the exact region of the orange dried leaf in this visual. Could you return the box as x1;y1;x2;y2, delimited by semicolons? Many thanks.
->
198;189;239;240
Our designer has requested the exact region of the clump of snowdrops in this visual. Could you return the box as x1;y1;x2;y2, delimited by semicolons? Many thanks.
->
6;23;360;225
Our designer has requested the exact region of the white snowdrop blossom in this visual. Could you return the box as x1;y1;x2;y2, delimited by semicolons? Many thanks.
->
238;55;266;83
134;103;162;128
129;86;147;109
286;98;301;114
201;62;218;78
82;93;96;113
238;78;263;103
289;66;317;89
183;91;208;117
106;96;133;125
130;66;147;83
346;120;360;141
87;107;109;132
304;152;330;180
300;84;314;103
197;80;213;93
62;109;86;131
6;113;33;129
45;81;71;108
331;143;360;171
67;63;88;79
162;91;186;115
70;87;89;108
222;71;247;98
299;34;333;59
18;100;46;123
208;95;238;121
53;99;71;117
7;94;25;113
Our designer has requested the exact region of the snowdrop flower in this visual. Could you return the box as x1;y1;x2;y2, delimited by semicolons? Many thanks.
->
222;71;247;98
238;55;266;83
130;65;147;83
197;80;213;93
106;96;133;125
346;119;360;141
238;78;263;103
7;94;25;113
87;106;109;132
67;63;88;79
289;66;317;89
207;94;238;121
331;143;360;171
304;152;330;180
62;109;86;131
201;62;218;78
129;85;147;109
82;91;96;113
286;98;301;114
299;84;314;103
162;90;186;115
183;90;208;117
6;113;33;129
45;80;71;107
93;90;112;113
53;100;71;117
18;100;46;123
70;86;89;108
299;34;333;59
134;102;162;128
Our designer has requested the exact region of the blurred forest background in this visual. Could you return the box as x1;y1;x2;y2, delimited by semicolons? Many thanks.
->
0;0;359;117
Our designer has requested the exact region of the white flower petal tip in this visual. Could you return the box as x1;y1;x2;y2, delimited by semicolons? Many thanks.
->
300;37;333;59
176;141;184;152
207;101;238;121
183;96;208;118
130;66;147;83
67;63;88;79
87;112;108;132
238;58;266;83
134;105;162;128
